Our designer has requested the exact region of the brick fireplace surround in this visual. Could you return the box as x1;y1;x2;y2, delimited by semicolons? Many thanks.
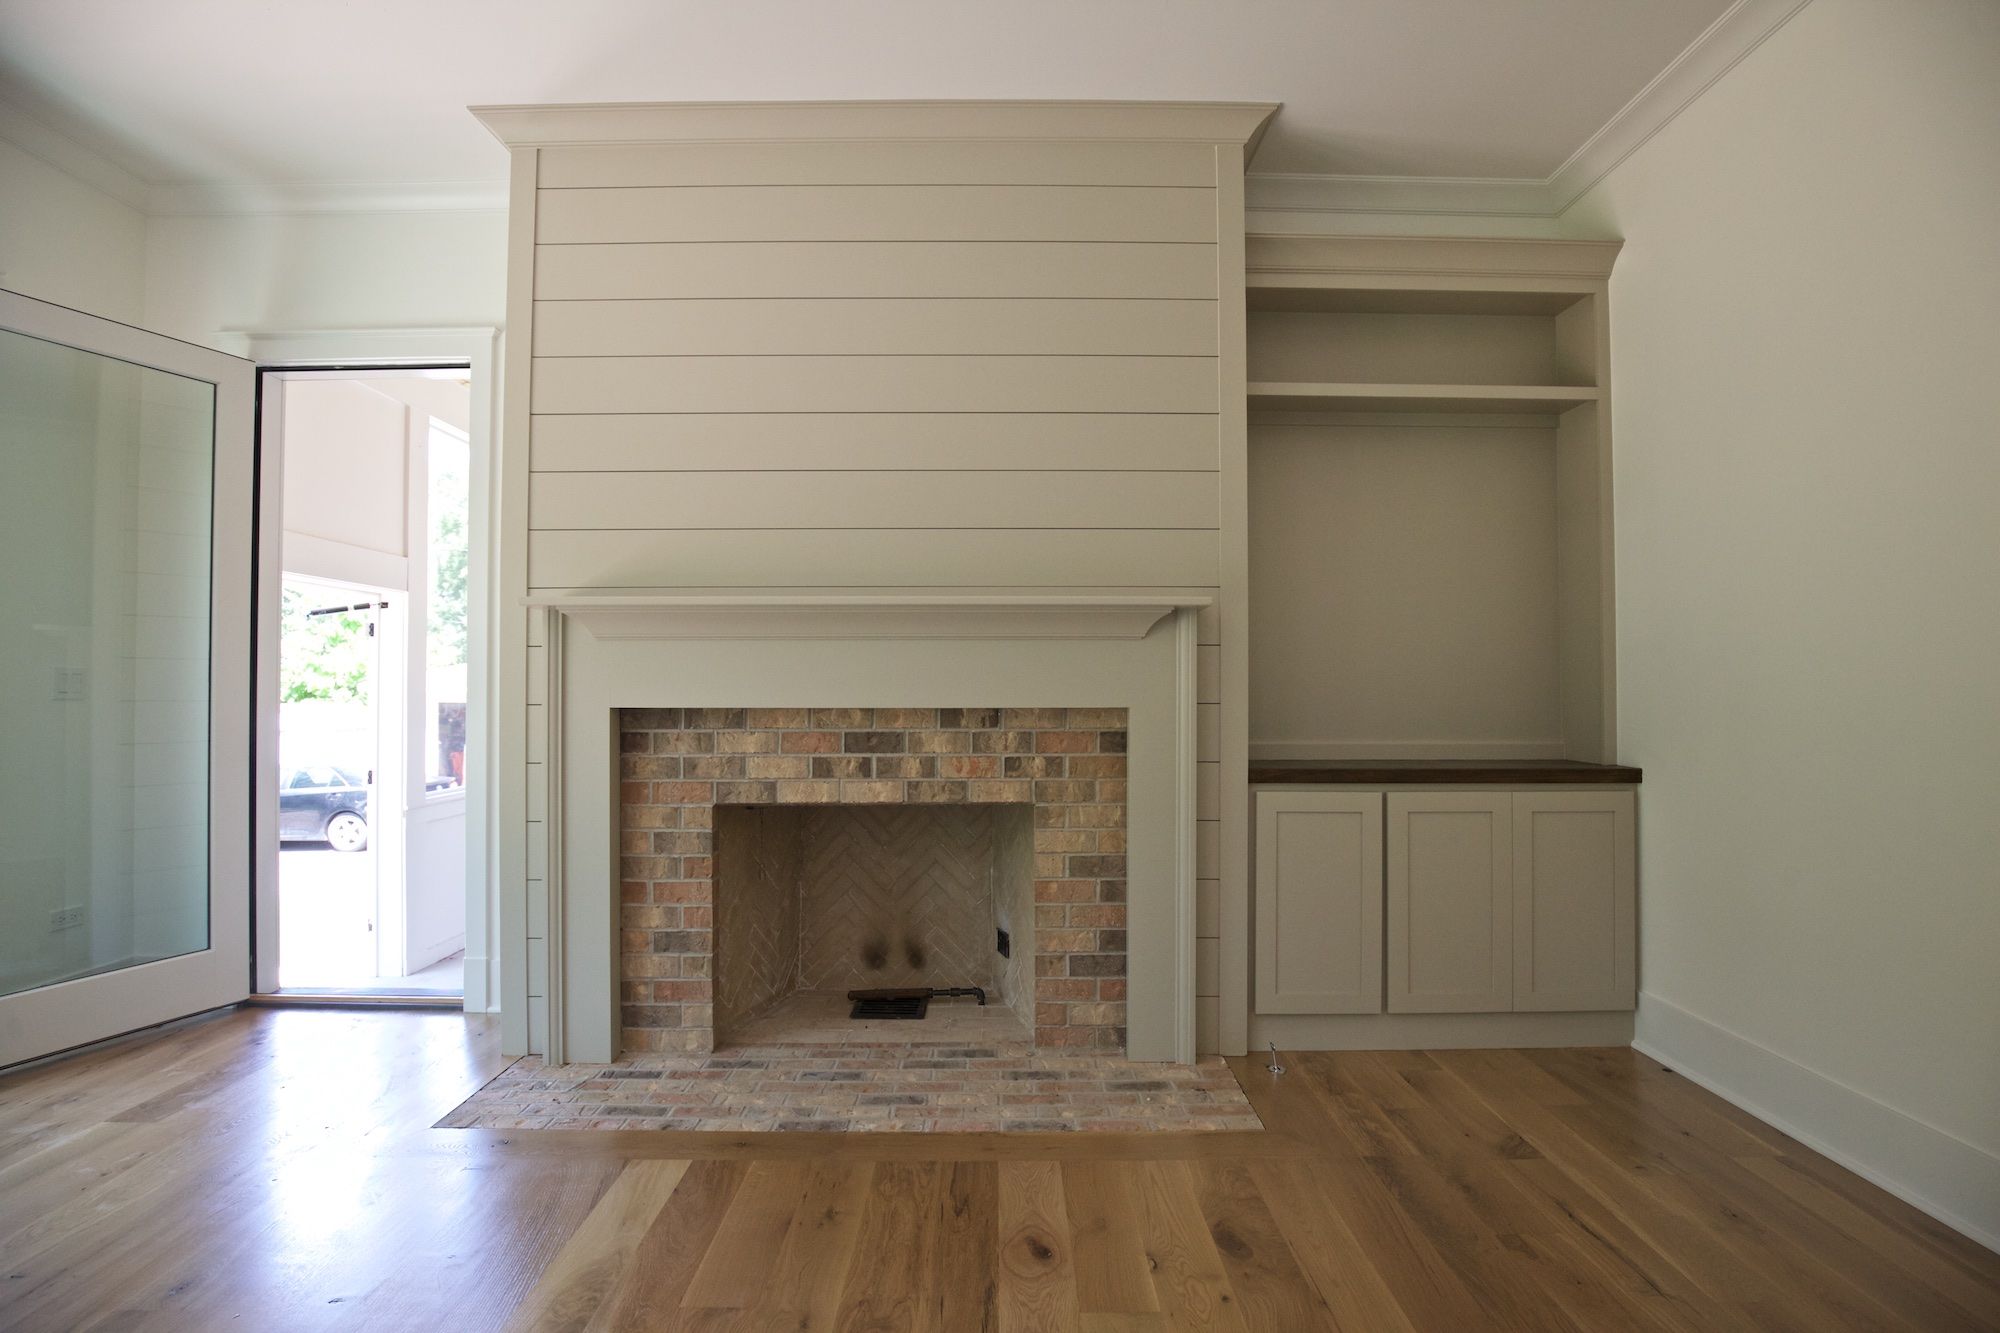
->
619;707;1130;1056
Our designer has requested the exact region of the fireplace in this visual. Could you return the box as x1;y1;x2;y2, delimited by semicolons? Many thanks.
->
535;598;1203;1066
617;707;1129;1054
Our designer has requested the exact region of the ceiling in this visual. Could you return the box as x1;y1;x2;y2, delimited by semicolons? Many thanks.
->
0;0;1734;200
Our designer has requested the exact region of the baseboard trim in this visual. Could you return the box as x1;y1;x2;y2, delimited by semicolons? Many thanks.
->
1634;993;2000;1254
1251;1009;1633;1051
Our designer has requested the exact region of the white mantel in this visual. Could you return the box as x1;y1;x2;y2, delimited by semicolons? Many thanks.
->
524;592;1206;642
537;599;1208;1065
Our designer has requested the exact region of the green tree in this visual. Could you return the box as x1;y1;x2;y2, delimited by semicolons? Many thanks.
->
280;585;372;703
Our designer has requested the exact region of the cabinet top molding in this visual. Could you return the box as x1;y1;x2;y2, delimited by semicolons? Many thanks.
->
471;99;1280;156
1247;233;1624;282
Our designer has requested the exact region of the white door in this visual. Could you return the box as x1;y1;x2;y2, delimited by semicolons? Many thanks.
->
0;289;253;1066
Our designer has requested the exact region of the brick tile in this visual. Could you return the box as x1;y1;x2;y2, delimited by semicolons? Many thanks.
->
939;754;1001;779
1003;708;1068;729
781;730;841;753
906;780;969;803
841;779;904;803
775;779;839;803
812;708;872;728
875;707;936;728
809;756;871;779
746;707;810;729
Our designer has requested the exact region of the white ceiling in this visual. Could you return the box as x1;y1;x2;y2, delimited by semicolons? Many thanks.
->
0;0;1734;197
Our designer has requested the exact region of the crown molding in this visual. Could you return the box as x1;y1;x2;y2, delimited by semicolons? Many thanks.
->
1546;0;1813;211
146;178;508;216
1241;0;1813;226
0;99;152;212
1245;172;1550;219
472;98;1280;152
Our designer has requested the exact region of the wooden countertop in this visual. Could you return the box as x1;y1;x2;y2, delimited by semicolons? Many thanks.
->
1250;758;1642;785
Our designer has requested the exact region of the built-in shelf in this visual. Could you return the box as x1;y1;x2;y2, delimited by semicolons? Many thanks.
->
1247;381;1602;415
521;592;1210;640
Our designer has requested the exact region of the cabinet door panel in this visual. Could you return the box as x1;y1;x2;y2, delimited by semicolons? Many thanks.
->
1254;792;1383;1014
1387;794;1513;1013
1512;791;1636;1011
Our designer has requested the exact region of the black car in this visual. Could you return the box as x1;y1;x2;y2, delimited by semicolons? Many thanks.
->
279;766;370;852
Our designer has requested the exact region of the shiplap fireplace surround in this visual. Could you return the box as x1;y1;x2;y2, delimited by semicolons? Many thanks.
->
482;100;1275;1065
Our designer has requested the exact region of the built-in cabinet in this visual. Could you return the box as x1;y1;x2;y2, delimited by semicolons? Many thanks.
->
1255;786;1635;1017
1241;234;1635;1047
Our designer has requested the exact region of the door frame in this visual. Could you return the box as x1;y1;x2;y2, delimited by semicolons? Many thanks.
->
0;289;254;1067
244;328;498;1006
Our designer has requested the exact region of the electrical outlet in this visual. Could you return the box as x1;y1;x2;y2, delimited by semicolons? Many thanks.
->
51;667;87;702
49;905;84;932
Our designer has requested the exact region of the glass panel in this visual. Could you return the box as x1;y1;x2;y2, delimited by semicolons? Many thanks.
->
0;326;214;997
424;421;469;795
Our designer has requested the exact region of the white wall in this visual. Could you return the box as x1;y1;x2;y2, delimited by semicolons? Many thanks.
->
0;136;146;322
144;210;505;350
281;378;411;581
1562;0;2000;1244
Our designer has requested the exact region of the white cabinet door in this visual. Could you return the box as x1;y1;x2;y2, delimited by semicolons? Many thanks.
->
1386;793;1513;1013
1512;791;1636;1011
1254;792;1383;1014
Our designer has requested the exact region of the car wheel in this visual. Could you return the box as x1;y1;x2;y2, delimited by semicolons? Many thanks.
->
326;811;369;853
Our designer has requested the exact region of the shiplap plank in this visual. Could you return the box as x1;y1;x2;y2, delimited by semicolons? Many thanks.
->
537;185;1215;245
529;412;1218;473
531;355;1217;415
527;528;1218;590
537;140;1218;189
533;298;1217;358
529;470;1218;531
534;241;1216;300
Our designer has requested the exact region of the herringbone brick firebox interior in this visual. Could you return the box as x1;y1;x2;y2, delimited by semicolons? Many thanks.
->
618;707;1130;1055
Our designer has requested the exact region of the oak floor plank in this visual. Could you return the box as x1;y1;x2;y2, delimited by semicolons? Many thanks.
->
1061;1161;1161;1315
4;1010;1998;1333
745;1158;874;1330
679;1159;813;1312
997;1159;1080;1332
1130;1159;1249;1333
500;1158;691;1333
1188;1158;1339;1331
831;1160;945;1331
934;1160;1002;1333
600;1159;749;1332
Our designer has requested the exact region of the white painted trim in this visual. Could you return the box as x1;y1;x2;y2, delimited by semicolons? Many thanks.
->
524;594;1200;642
1242;0;1814;225
1634;992;2000;1254
1174;608;1201;1064
473;99;1279;153
1545;0;1816;213
0;98;152;211
243;331;501;1012
547;620;1196;1064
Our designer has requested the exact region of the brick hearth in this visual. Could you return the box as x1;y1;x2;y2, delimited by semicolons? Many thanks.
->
617;707;1130;1056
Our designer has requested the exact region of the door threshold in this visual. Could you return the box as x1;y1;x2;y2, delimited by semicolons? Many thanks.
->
248;991;463;1010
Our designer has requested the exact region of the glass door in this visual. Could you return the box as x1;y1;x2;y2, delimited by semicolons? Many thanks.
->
0;290;253;1066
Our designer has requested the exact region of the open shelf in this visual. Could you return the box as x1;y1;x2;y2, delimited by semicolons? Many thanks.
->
1248;382;1602;415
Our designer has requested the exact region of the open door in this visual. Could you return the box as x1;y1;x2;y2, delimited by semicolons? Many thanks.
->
0;289;254;1067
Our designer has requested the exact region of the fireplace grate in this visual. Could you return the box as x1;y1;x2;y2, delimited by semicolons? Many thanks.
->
846;985;988;1020
848;990;930;1020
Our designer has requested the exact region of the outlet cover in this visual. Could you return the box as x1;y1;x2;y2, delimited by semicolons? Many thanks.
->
50;905;84;931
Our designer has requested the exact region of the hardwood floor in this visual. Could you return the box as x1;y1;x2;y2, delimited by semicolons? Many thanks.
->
1;1008;1994;1331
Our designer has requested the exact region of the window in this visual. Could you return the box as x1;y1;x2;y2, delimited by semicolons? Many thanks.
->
424;419;470;795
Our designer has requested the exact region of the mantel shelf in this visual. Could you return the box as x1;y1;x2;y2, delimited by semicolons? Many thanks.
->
522;593;1211;641
1248;381;1601;415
